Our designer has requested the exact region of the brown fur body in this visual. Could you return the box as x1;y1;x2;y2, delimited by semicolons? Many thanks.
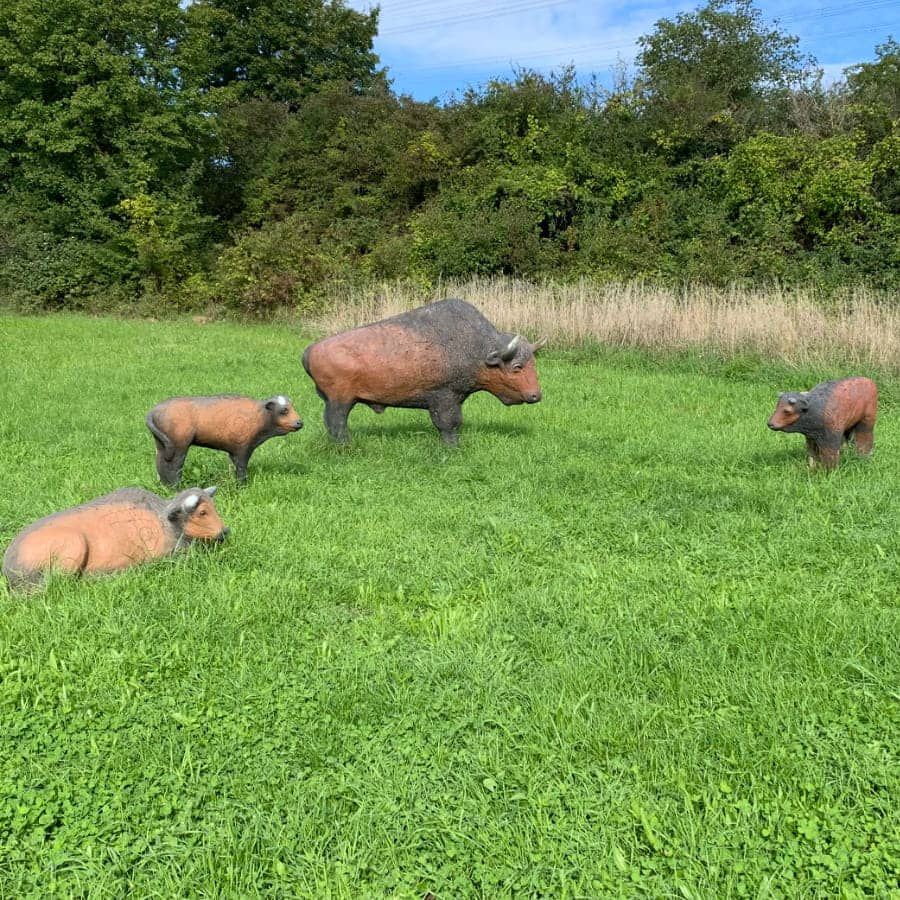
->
147;395;302;484
3;487;226;593
767;376;878;469
302;299;545;444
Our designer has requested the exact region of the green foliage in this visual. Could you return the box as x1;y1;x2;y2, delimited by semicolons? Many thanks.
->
2;315;900;894
195;83;446;306
635;0;814;157
181;0;380;107
410;72;594;279
720;131;900;286
1;0;898;310
845;38;900;145
207;216;347;317
0;0;214;304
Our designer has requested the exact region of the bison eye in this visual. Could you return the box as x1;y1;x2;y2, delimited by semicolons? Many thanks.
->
513;364;523;372
198;509;207;517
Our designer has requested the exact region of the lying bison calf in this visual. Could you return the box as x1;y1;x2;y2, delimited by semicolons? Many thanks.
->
3;487;227;593
302;298;546;445
147;395;303;485
767;376;878;470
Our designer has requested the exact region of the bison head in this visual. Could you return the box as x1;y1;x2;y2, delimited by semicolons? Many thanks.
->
768;393;809;431
169;487;229;543
265;395;303;433
481;335;546;405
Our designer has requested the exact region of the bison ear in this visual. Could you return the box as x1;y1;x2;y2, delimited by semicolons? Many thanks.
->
485;349;502;367
797;397;810;412
166;501;182;522
264;399;277;411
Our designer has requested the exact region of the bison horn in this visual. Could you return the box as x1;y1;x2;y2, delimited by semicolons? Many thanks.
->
500;335;521;362
532;336;548;352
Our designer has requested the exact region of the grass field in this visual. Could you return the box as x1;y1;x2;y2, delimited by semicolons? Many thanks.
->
1;313;899;897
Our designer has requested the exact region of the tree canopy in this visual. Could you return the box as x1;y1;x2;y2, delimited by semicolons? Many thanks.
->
0;0;897;312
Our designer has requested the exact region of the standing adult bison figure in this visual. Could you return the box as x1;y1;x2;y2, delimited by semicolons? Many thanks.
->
302;299;546;445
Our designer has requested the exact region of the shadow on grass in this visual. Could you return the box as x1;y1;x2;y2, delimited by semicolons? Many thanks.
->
350;420;532;440
747;443;877;472
252;458;309;477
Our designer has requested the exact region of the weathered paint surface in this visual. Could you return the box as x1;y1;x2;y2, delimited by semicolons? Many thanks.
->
147;395;302;484
302;298;545;445
3;487;227;593
767;376;878;469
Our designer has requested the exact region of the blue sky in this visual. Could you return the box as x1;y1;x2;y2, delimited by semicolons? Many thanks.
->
348;0;900;101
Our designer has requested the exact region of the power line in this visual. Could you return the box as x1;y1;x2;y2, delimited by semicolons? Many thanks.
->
378;0;895;40
390;19;899;75
365;0;476;15
387;1;897;74
380;0;576;36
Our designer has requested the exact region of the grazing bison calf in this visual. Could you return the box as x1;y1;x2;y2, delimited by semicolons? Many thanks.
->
3;487;227;593
767;376;878;469
147;395;303;484
302;298;546;445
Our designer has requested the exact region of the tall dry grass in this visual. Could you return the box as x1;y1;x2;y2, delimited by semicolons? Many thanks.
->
312;279;900;372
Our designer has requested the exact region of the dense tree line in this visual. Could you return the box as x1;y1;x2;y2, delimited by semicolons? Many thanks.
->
1;0;898;313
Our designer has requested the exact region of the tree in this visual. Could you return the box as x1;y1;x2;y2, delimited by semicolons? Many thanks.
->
0;0;211;301
845;38;900;145
181;0;381;107
635;0;814;157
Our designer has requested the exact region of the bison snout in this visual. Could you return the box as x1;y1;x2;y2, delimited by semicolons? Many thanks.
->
218;527;230;542
526;391;542;404
294;420;304;430
767;418;779;430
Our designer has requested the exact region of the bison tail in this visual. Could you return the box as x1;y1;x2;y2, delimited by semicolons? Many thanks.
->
146;410;175;461
301;344;314;377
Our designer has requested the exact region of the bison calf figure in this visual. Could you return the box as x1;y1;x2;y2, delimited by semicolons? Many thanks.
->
767;376;878;469
3;487;227;593
302;298;546;445
147;395;303;485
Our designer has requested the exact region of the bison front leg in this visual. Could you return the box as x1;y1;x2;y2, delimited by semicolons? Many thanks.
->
428;397;463;446
805;437;820;469
853;422;874;457
324;400;354;444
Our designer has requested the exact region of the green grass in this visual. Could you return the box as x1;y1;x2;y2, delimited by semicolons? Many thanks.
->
1;313;899;898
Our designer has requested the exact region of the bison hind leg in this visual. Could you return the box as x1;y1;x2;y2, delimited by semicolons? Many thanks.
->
36;530;90;580
324;400;354;443
817;443;841;470
229;449;252;482
157;446;188;486
4;564;47;594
